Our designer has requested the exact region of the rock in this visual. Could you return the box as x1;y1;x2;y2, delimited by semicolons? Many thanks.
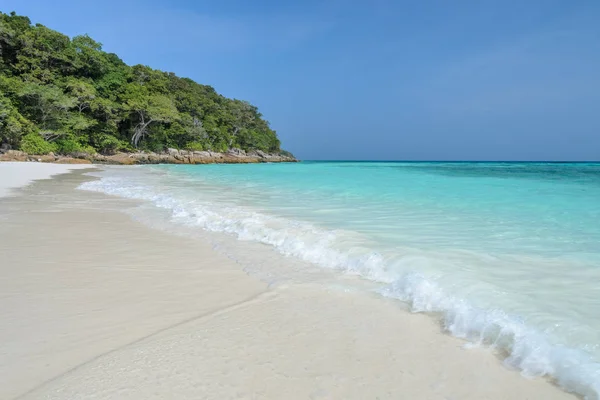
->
1;149;297;165
55;157;92;164
38;154;57;163
247;150;268;158
68;151;93;160
227;148;246;156
105;153;137;165
165;155;183;164
147;153;162;163
131;153;149;163
0;150;28;162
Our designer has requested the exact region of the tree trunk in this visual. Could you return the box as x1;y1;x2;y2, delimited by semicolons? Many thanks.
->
131;111;153;147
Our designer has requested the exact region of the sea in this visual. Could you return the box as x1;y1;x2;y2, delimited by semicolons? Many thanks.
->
79;161;600;398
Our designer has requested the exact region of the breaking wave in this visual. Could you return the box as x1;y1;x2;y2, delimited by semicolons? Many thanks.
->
79;172;600;399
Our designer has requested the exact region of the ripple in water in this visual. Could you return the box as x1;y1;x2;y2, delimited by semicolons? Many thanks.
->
80;162;600;399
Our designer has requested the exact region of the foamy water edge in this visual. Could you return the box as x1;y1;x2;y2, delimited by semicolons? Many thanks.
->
79;173;600;399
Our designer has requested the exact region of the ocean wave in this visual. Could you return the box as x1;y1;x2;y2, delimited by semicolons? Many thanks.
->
79;174;600;399
380;274;600;398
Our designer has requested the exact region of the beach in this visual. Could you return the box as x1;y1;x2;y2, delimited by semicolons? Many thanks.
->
0;163;580;399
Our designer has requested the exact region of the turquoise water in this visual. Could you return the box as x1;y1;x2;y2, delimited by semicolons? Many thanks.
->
81;162;600;398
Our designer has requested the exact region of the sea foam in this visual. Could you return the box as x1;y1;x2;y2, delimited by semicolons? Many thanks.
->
79;171;600;399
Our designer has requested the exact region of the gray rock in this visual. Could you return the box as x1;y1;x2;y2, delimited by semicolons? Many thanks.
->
69;151;92;159
132;153;149;162
148;154;161;163
227;148;246;156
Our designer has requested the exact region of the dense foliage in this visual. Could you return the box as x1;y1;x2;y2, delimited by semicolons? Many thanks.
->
0;11;283;155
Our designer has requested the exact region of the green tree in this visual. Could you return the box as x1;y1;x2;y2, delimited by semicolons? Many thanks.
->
14;24;74;82
0;11;290;157
18;82;75;140
71;34;107;78
125;86;179;147
65;78;96;113
0;94;34;148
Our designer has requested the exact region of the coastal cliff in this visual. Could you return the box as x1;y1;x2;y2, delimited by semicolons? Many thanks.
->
0;148;297;165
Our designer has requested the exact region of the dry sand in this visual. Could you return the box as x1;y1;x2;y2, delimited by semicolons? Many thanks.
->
0;162;89;198
0;164;576;399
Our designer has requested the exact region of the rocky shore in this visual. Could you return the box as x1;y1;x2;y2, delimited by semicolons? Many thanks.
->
0;148;298;165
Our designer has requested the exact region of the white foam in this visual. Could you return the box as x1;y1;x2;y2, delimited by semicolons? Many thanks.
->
379;273;600;399
79;173;600;399
0;162;90;198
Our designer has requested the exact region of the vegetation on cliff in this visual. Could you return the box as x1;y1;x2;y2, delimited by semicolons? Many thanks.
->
0;11;287;156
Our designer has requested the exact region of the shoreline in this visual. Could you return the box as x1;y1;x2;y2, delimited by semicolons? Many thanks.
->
0;148;298;165
0;164;577;399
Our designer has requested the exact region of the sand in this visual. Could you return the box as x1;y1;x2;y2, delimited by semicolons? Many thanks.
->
0;162;89;198
0;163;576;400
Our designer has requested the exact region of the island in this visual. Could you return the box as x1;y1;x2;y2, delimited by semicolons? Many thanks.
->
0;11;296;164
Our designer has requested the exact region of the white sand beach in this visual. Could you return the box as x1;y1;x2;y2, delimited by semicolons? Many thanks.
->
0;163;576;400
0;162;90;198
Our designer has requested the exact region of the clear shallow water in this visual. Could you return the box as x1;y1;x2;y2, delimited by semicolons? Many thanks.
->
80;161;600;398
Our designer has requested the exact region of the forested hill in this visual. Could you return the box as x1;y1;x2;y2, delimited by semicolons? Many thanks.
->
0;11;289;156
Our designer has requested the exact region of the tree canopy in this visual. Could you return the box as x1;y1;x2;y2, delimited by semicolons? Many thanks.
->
0;11;284;155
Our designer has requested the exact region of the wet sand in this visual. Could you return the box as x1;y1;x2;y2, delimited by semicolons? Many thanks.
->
0;164;576;399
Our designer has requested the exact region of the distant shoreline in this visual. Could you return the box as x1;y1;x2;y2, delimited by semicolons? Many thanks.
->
0;148;298;165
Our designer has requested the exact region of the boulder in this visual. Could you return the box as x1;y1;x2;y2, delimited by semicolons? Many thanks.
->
38;154;57;163
92;154;108;163
227;148;246;156
55;157;92;164
147;153;162;163
247;150;268;158
0;150;28;162
68;151;93;160
131;153;149;163
193;151;211;158
107;153;137;165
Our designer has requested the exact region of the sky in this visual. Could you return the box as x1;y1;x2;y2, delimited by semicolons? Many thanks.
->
2;0;599;160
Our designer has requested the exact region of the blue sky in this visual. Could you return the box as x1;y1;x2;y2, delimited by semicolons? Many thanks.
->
2;0;599;160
